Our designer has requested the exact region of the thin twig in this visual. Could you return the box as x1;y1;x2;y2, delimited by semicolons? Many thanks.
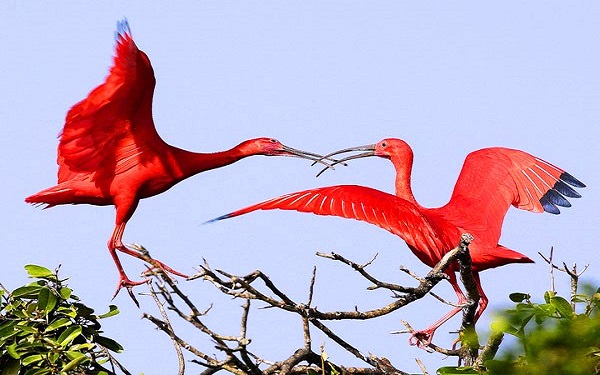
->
429;291;462;308
316;252;416;293
147;281;185;375
415;358;429;375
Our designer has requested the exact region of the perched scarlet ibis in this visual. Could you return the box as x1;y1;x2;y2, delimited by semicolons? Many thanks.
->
25;19;330;297
208;138;585;346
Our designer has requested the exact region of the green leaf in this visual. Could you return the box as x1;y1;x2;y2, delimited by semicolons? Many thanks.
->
571;294;588;303
535;303;556;316
95;335;123;353
24;265;54;278
69;343;95;351
59;287;72;300
57;325;82;347
436;366;478;374
56;306;77;318
37;287;57;315
97;304;119;319
73;303;95;318
64;350;87;361
21;354;43;366
45;317;72;332
550;296;575;318
509;292;530;303
15;325;38;335
490;316;520;336
37;287;49;310
11;285;42;299
48;351;59;364
0;322;18;341
0;357;20;375
6;343;20;359
23;369;51;375
544;290;556;303
62;351;88;372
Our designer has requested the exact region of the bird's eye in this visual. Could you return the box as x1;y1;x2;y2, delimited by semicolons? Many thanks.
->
381;142;387;147
270;139;278;143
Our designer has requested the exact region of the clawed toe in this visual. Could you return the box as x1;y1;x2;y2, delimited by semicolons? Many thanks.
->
408;330;434;348
112;276;149;307
140;261;189;279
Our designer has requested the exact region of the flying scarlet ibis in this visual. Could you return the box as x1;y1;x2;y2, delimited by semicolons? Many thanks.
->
25;19;330;297
208;138;585;346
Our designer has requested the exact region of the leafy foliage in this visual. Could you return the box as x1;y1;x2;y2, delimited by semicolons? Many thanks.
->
0;265;124;375
486;285;600;374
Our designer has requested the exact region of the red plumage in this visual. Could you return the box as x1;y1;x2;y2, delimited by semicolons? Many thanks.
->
210;138;585;346
25;19;328;299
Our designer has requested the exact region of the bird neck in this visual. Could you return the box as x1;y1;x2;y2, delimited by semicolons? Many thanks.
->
392;154;417;205
170;144;250;180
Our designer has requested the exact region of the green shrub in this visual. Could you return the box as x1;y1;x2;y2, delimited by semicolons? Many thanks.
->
0;265;124;375
486;286;600;374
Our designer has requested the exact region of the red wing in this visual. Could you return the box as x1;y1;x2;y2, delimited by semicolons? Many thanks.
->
209;185;456;260
57;20;162;183
442;147;585;234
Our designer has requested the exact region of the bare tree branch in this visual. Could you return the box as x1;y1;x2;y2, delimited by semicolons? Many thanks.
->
134;236;481;374
145;280;185;375
538;248;589;311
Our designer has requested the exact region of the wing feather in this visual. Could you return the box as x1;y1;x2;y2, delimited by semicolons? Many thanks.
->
209;185;457;265
442;147;585;242
57;20;163;184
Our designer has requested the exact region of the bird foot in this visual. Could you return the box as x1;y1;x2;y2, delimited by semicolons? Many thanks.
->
112;276;150;307
126;243;189;279
140;259;189;279
408;329;435;349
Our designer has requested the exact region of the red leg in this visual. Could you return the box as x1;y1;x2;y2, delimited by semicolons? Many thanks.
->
117;245;189;278
108;220;188;294
409;272;466;348
107;200;188;305
108;223;148;305
473;273;488;321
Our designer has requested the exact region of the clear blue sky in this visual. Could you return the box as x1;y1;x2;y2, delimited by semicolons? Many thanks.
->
2;2;598;373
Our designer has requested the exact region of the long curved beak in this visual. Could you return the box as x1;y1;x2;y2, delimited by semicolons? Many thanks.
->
277;144;339;169
314;144;377;177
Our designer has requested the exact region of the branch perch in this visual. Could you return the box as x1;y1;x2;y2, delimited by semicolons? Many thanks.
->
134;235;481;373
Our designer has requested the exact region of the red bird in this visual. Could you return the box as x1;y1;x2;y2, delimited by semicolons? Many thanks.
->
208;138;585;346
25;19;330;296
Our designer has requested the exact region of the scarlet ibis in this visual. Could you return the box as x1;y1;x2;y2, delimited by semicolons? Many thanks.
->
25;19;330;297
208;138;585;346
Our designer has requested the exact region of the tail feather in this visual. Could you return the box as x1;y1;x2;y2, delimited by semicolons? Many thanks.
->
204;201;270;224
25;185;74;208
473;245;535;271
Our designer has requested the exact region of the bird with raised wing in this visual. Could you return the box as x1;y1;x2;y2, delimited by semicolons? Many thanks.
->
207;138;585;346
25;19;331;299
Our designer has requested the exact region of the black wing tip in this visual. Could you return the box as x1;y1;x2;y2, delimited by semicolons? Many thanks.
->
203;213;232;225
553;179;581;198
560;172;586;188
540;171;586;215
540;195;561;215
545;189;571;208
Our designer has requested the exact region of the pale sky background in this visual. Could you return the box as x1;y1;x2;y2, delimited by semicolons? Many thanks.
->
2;2;599;374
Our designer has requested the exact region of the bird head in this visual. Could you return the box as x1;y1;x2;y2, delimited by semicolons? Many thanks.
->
245;137;333;168
314;138;413;177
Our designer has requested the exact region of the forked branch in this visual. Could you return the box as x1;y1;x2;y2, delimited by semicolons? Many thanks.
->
137;236;480;374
